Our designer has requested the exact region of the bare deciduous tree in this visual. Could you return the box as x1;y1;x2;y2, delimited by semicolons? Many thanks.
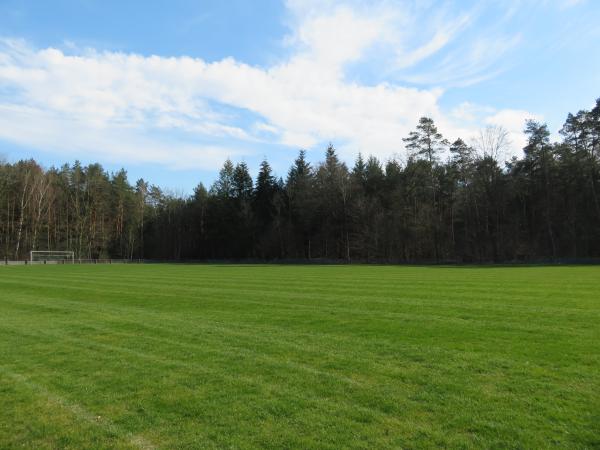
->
473;125;511;162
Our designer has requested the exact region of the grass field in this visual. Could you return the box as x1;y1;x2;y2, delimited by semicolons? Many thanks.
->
1;264;599;449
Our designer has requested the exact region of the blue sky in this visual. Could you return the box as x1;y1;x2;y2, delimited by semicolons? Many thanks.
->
1;0;598;192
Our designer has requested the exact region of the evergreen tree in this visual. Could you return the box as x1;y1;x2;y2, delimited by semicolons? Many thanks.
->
403;117;448;164
2;98;600;263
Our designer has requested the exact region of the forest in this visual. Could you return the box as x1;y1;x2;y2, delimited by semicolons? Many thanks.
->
1;98;599;263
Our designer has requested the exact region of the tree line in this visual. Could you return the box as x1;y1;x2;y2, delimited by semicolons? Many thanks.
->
2;98;599;262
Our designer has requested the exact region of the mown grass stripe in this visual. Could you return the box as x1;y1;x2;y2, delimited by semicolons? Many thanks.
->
1;264;599;448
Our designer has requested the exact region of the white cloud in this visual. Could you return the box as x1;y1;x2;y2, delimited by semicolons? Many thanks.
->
0;1;539;170
400;33;522;87
0;36;444;166
560;0;586;8
484;109;543;156
286;6;390;69
394;15;470;70
0;104;245;170
451;102;495;123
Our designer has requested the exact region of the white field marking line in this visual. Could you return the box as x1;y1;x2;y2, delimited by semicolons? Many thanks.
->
0;367;156;450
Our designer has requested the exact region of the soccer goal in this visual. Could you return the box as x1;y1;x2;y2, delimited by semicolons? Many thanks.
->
30;251;75;264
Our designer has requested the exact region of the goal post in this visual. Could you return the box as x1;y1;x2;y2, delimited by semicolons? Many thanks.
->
30;251;75;264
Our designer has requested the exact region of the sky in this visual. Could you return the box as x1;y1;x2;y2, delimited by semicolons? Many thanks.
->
0;0;599;193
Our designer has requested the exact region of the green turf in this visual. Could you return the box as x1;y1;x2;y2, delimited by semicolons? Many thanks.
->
1;264;599;449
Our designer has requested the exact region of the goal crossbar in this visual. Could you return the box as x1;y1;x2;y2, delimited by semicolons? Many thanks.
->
30;251;75;263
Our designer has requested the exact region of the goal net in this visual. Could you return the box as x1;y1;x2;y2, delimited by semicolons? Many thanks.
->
30;251;75;264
